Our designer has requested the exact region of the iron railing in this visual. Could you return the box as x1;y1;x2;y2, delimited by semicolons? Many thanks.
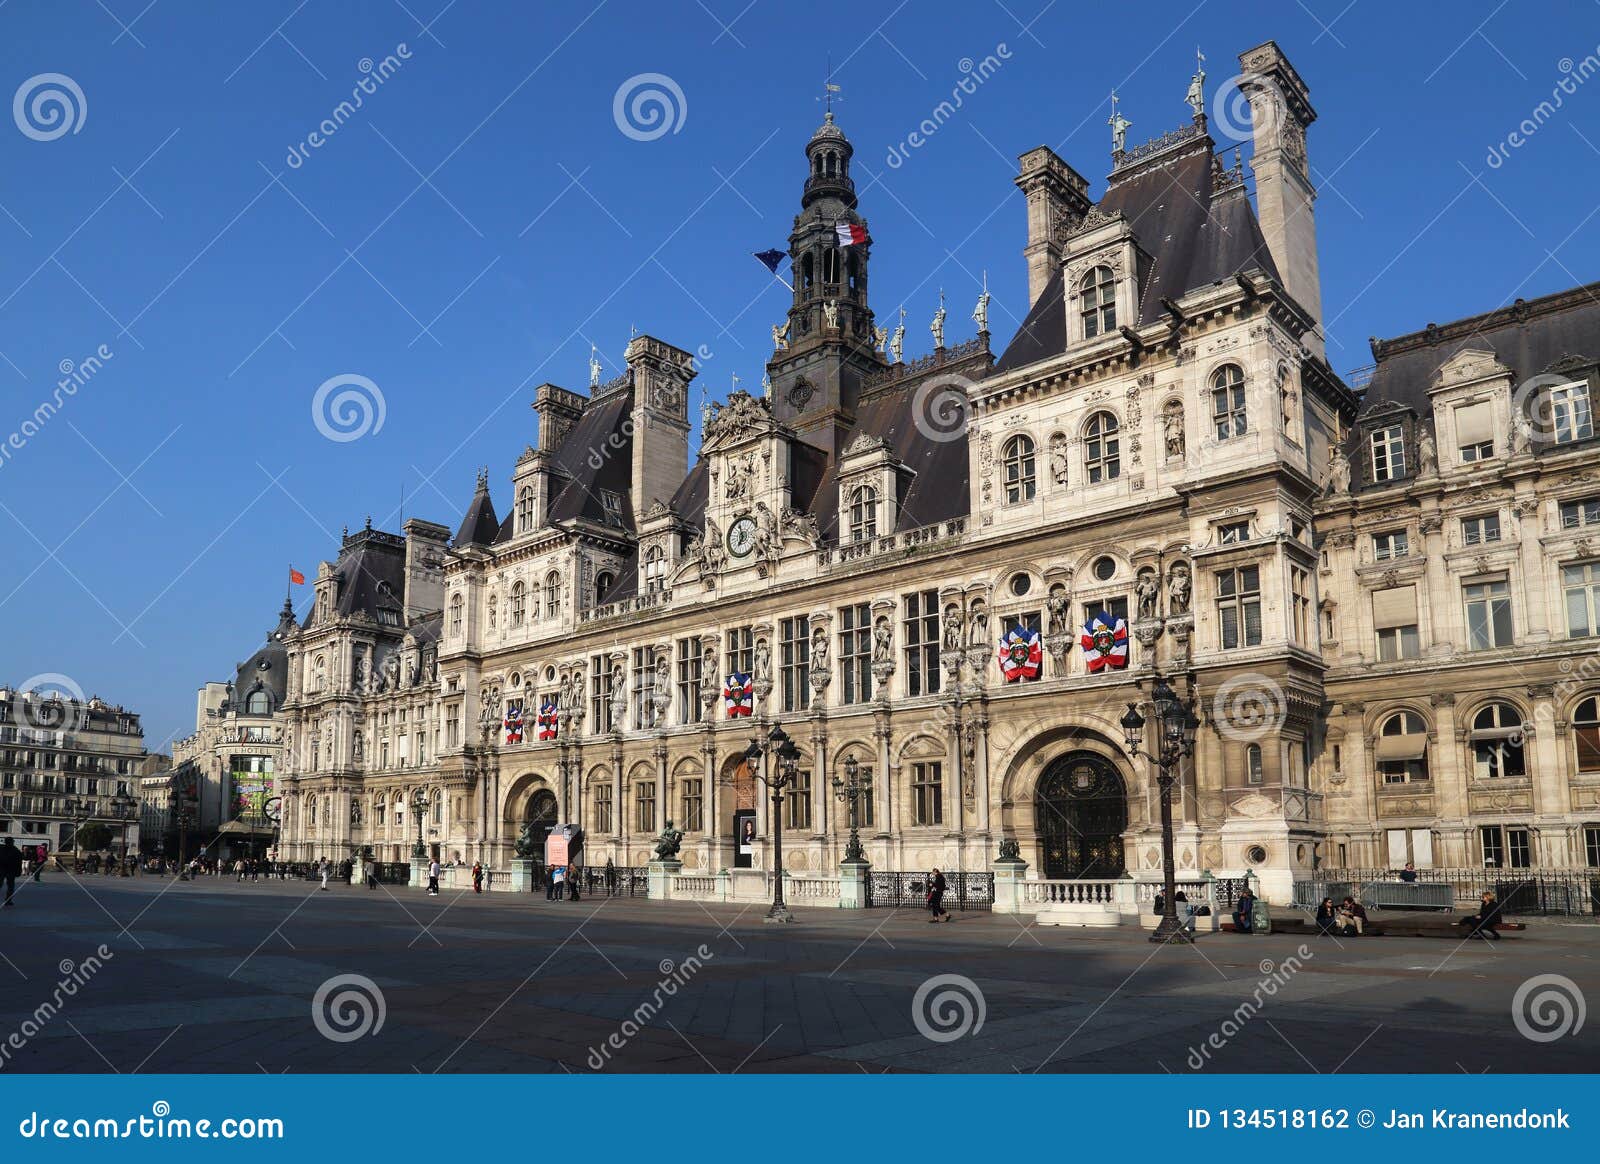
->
866;870;994;911
577;865;649;898
1302;868;1600;916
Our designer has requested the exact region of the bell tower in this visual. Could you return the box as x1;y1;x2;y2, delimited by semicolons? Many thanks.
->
767;110;885;454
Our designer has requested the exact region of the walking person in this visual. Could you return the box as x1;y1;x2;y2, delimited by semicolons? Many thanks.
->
319;858;329;891
427;856;440;896
567;860;581;902
471;861;483;894
926;867;950;923
604;858;617;897
0;837;22;907
32;845;45;882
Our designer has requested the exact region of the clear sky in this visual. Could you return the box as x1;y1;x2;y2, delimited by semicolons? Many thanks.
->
1;0;1596;752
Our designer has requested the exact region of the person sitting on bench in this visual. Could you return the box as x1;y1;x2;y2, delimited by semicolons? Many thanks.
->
1314;896;1345;936
1232;888;1255;933
1338;896;1369;935
1458;891;1502;940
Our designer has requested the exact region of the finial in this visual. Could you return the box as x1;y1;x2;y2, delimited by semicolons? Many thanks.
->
475;466;489;491
821;54;841;119
731;371;741;396
364;514;372;530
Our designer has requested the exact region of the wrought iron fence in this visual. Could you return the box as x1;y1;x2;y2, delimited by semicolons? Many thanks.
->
370;861;413;885
577;865;649;898
1308;868;1600;917
866;870;994;911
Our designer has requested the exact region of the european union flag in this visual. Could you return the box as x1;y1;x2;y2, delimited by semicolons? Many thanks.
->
753;249;786;273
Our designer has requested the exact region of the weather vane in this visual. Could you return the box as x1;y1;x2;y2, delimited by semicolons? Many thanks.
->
820;56;842;116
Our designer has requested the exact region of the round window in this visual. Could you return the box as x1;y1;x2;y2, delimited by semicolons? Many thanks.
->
1009;573;1031;597
1245;844;1268;865
545;666;557;682
509;671;521;688
1093;556;1116;581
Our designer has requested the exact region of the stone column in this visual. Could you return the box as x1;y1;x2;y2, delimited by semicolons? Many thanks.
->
1512;495;1550;639
653;738;668;835
974;703;991;838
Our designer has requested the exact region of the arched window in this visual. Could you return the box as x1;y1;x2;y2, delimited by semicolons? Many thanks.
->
595;571;615;605
1084;412;1121;483
374;795;386;833
848;484;877;543
1471;703;1526;779
643;546;667;594
431;788;443;825
312;655;326;692
1210;364;1247;440
516;485;535;533
449;594;463;637
1277;361;1295;434
1002;435;1037;503
1376;710;1429;784
1575;697;1600;772
544;571;561;618
1246;744;1264;784
635;782;657;833
509;582;526;627
245;690;270;715
1079;265;1116;338
801;252;814;289
823;247;840;284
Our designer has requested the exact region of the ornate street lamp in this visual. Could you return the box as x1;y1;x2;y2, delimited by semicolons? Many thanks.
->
65;797;94;860
831;754;872;865
1121;676;1201;944
109;791;137;875
410;789;429;859
744;722;802;924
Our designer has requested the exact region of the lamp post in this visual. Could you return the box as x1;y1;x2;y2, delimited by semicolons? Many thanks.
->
64;797;94;868
264;796;283;868
109;791;137;875
744;722;802;924
410;789;428;860
1120;676;1201;944
831;755;872;865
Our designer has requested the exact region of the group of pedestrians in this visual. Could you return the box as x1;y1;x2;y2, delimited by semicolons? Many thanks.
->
1313;895;1370;936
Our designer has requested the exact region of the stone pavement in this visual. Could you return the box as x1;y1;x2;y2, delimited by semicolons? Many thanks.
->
0;873;1595;1073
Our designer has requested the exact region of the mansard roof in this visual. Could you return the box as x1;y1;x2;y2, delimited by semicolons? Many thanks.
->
453;477;500;548
227;598;297;712
300;525;407;629
541;384;636;532
995;128;1278;375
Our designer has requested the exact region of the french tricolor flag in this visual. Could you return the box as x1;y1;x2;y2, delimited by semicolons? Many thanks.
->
835;222;869;247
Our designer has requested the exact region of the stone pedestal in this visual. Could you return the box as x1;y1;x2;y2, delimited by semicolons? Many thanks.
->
351;854;368;887
409;856;427;889
838;859;870;909
508;858;535;894
647;858;682;900
991;855;1027;914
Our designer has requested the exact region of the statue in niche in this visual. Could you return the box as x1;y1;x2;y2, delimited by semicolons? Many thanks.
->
752;638;772;686
609;663;627;731
872;616;893;664
1046;585;1071;638
1168;562;1192;616
1328;446;1351;494
942;604;964;655
1135;568;1160;622
823;299;839;329
1048;433;1069;485
966;598;989;648
1163;400;1185;460
1419;428;1438;475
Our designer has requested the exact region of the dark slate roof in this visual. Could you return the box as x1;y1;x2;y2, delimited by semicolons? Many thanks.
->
995;132;1278;375
300;527;407;629
453;480;500;548
669;458;709;529
1360;280;1600;424
542;385;636;533
228;600;297;713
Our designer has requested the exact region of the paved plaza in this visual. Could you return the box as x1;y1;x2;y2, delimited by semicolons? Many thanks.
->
0;875;1594;1073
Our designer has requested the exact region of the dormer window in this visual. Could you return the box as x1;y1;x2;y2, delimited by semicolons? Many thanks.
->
848;485;878;543
1084;412;1120;483
595;571;614;606
643;545;667;594
1549;380;1594;445
599;490;625;527
1079;266;1116;339
1210;364;1247;440
1454;401;1494;462
1370;424;1405;482
1002;435;1036;503
516;485;535;533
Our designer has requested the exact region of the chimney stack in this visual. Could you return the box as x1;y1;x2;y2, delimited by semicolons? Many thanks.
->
625;335;696;512
1014;147;1092;306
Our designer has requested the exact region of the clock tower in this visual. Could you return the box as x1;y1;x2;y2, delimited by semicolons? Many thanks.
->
766;111;886;459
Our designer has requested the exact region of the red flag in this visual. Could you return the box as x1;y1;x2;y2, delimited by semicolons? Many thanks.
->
289;567;306;585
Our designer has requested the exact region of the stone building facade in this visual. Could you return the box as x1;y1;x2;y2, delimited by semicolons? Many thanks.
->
268;40;1600;899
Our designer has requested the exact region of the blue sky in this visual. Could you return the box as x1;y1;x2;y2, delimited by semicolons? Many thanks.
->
1;0;1597;751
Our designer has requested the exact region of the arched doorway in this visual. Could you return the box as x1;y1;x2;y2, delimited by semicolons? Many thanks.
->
524;789;558;883
1035;751;1127;879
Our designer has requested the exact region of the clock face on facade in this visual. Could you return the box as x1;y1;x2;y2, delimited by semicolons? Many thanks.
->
727;516;758;558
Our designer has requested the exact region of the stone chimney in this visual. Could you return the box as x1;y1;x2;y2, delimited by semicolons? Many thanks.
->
402;518;450;619
625;335;696;512
1239;41;1323;358
1014;146;1091;306
532;383;585;452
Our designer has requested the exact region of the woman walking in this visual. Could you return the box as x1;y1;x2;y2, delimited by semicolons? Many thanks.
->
926;867;951;923
471;861;484;894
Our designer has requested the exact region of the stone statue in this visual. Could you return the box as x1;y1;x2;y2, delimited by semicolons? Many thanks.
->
942;604;964;654
608;663;627;731
873;325;888;353
972;284;991;333
652;655;672;716
872;616;893;664
966;598;988;648
353;731;364;762
771;321;789;352
724;454;752;502
701;644;717;685
823;299;839;329
1109;99;1132;153
382;652;400;690
1046;585;1071;638
1163;401;1185;460
1328;446;1351;494
1168;562;1192;616
514;823;537;859
653;820;685;862
1049;432;1069;485
1185;51;1206;116
588;345;602;389
930;292;946;348
752;638;772;686
1419;428;1438;475
809;627;830;678
889;310;906;364
1136;568;1160;622
1510;415;1532;456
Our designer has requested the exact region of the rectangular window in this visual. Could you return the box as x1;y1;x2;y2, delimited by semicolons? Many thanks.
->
1454;401;1494;462
677;636;704;724
839;604;873;705
779;616;811;713
1550;380;1594;445
911;762;943;827
1370;424;1405;482
902;590;942;697
725;626;753;679
1564;562;1600;638
635;782;656;833
1213;380;1247;440
1480;825;1503;869
632;646;660;730
593;783;613;834
681;778;703;833
1216;565;1262;649
1585;826;1600;868
1217;520;1250;545
1372;529;1408;561
1372;585;1420;661
1461;513;1501;546
589;654;612;735
1562;496;1600;530
1480;825;1532;869
1290;566;1311;645
785;769;812;831
1464;579;1513;650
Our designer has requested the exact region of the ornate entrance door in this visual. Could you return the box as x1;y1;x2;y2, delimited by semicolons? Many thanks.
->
524;789;558;886
1035;752;1127;879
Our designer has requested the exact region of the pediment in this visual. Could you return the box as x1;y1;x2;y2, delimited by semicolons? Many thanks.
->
1429;347;1512;391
